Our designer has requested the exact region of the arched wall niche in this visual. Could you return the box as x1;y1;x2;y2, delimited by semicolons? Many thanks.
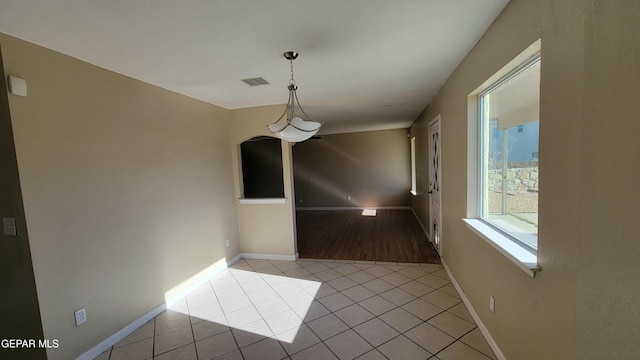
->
239;136;285;199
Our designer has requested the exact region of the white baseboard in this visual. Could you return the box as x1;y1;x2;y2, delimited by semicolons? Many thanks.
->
76;303;167;360
410;207;431;242
75;257;231;360
240;252;299;261
77;251;305;359
441;258;506;360
296;206;411;211
226;253;243;267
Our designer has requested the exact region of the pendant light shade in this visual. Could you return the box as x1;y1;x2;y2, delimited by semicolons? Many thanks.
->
267;51;322;142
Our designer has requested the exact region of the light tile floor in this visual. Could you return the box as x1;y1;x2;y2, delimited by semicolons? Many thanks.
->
94;259;496;360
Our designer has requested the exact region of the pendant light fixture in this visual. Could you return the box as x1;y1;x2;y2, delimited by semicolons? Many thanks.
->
267;51;322;142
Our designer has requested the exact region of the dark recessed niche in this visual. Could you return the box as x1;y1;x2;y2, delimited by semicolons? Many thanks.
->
240;136;285;198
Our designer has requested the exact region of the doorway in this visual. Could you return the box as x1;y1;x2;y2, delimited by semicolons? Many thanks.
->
429;115;443;254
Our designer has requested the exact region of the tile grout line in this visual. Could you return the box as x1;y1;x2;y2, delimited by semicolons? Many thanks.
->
290;260;446;359
247;265;328;358
151;318;156;359
133;258;486;360
339;260;461;359
187;299;199;360
222;270;250;360
229;276;248;360
430;326;490;360
248;262;300;359
263;260;356;358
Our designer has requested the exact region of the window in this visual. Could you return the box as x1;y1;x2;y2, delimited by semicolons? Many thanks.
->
465;41;541;276
410;137;417;195
479;54;540;252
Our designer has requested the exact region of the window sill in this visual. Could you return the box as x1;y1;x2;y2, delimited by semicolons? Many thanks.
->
238;198;287;205
463;218;541;278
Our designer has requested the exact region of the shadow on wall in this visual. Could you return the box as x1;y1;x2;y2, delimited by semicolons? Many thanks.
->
292;130;411;208
0;45;47;360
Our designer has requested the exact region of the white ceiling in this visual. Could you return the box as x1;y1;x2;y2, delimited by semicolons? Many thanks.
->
0;0;509;135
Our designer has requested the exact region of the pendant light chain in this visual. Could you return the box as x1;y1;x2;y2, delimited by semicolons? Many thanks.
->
289;58;296;87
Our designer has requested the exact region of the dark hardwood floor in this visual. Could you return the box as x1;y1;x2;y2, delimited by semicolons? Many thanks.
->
295;209;441;264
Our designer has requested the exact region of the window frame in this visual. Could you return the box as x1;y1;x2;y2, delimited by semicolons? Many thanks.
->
464;40;542;278
410;136;417;195
477;53;541;253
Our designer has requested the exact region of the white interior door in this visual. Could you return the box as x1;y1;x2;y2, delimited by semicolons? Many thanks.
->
428;115;443;254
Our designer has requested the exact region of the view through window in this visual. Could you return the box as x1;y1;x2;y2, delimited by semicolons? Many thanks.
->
479;55;540;251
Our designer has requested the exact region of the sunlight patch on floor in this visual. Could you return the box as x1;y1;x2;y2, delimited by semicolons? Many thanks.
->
168;267;321;344
361;209;377;216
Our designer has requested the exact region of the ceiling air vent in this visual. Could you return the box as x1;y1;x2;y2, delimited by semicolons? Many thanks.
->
241;77;270;86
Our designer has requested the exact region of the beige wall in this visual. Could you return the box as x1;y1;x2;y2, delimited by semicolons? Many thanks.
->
410;0;640;359
577;1;640;358
1;33;240;359
0;44;46;360
292;129;411;208
5;1;640;358
230;105;297;257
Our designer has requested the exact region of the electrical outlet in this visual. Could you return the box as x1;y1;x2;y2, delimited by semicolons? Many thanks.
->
75;308;87;326
225;238;230;248
347;195;352;201
489;295;495;313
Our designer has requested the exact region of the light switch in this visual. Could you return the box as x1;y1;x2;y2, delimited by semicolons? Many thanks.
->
3;217;17;236
8;76;27;96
